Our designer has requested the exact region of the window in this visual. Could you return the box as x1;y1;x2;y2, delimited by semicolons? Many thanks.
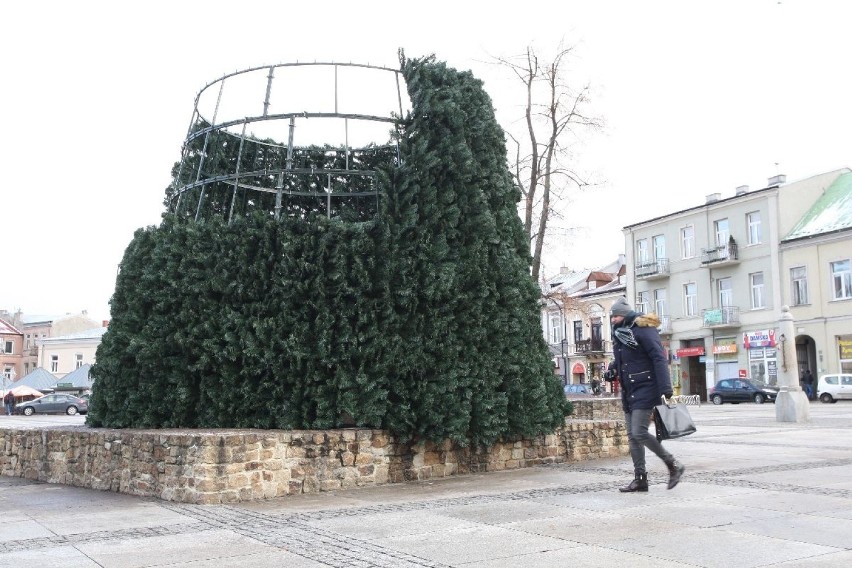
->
831;259;852;300
51;355;59;373
75;353;84;369
718;277;733;307
750;272;765;309
25;334;31;349
549;314;562;343
791;266;809;305
681;225;695;258
3;367;12;381
573;320;583;344
747;211;762;245
684;283;697;316
654;288;667;316
714;218;729;247
636;239;649;263
2;341;11;354
636;291;651;314
590;317;603;349
653;235;666;260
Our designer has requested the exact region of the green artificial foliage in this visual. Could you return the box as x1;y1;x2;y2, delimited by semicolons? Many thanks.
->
88;54;570;445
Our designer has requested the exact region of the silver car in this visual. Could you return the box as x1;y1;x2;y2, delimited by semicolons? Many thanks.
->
16;394;89;416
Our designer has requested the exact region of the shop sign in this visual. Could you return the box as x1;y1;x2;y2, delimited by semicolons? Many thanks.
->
703;309;723;326
676;346;705;357
738;369;748;378
743;329;776;349
713;344;738;354
840;338;852;359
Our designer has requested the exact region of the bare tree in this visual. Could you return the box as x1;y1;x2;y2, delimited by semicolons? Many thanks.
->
496;41;602;281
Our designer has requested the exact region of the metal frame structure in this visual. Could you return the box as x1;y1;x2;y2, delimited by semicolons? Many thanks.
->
169;62;406;222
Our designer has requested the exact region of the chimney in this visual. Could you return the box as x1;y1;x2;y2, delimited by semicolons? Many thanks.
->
559;266;571;274
735;185;749;196
706;192;721;204
768;174;786;186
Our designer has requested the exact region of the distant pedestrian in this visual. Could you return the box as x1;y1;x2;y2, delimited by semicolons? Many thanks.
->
591;377;601;395
610;297;685;492
801;370;814;399
3;390;14;416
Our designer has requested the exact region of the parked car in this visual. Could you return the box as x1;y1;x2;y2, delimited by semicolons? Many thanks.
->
16;394;89;416
563;384;593;397
817;373;852;403
708;379;779;405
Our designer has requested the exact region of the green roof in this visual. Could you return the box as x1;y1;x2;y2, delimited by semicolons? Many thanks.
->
784;171;852;241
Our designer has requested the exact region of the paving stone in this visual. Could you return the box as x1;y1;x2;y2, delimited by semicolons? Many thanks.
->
1;404;851;567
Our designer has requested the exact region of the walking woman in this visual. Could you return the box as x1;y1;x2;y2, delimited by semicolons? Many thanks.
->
610;297;685;492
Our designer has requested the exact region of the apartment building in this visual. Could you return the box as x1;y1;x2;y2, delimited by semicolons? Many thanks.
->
38;326;108;379
542;256;626;386
622;168;852;400
17;312;101;377
780;171;852;376
0;319;24;388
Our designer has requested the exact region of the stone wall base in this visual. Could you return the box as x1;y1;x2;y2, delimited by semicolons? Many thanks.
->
0;399;627;504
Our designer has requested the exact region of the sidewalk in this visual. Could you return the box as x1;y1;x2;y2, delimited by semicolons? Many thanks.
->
2;403;851;567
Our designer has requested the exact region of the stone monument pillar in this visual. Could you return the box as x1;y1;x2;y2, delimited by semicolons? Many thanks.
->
775;306;810;423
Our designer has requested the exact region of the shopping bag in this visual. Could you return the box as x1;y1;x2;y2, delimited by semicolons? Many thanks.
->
653;397;697;441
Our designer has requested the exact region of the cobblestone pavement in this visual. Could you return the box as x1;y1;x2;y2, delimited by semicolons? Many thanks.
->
2;403;852;567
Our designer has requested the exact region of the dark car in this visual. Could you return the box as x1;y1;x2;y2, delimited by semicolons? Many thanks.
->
708;379;779;405
16;394;89;416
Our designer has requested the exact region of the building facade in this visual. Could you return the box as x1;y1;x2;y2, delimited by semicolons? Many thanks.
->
542;256;626;388
0;319;24;390
19;312;101;377
37;326;107;379
780;171;852;376
622;169;852;398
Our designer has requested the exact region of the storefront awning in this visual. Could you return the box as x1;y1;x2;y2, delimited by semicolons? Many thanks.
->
676;347;705;357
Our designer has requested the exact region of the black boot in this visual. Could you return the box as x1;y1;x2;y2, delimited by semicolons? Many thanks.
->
619;470;648;493
665;459;685;490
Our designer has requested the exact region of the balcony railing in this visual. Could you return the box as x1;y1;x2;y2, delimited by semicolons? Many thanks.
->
658;315;672;334
701;306;741;329
701;239;739;266
635;258;670;280
571;338;611;355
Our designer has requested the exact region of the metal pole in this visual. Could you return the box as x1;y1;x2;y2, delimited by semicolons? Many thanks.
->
276;116;296;221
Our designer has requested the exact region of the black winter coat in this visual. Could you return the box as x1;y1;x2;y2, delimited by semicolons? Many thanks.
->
612;313;673;412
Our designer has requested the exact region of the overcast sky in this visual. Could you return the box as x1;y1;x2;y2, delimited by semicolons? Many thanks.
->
2;0;850;323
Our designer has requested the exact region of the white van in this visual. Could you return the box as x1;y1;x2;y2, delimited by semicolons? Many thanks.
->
817;374;852;403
